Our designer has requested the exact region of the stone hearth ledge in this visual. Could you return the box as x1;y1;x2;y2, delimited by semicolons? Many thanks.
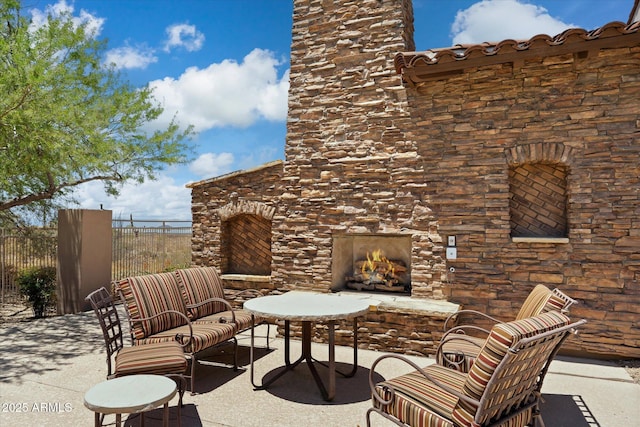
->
221;273;271;282
335;290;460;316
220;277;461;317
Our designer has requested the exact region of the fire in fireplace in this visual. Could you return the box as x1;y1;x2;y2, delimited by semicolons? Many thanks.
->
331;233;412;294
346;249;409;292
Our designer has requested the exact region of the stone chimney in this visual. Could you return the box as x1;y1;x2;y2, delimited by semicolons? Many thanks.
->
272;0;444;299
285;0;415;171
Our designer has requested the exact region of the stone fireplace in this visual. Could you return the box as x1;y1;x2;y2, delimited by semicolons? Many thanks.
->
331;233;412;294
186;0;470;358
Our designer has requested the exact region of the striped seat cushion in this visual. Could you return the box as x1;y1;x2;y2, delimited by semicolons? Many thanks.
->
194;309;255;331
135;321;236;354
115;341;187;377
373;364;466;427
175;267;226;319
451;311;571;427
117;273;188;339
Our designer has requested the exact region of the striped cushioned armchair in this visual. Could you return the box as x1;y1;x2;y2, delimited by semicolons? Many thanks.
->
367;311;586;427
436;285;576;373
85;287;188;425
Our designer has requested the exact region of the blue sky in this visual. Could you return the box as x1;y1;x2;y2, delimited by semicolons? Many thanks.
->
29;0;634;221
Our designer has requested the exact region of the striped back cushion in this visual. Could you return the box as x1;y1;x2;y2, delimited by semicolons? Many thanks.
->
516;284;565;319
175;267;226;319
451;311;571;427
117;272;188;339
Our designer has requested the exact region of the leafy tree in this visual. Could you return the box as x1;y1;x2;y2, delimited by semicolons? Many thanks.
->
0;0;194;224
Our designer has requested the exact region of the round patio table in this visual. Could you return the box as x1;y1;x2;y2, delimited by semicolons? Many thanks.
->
244;291;371;401
84;374;177;427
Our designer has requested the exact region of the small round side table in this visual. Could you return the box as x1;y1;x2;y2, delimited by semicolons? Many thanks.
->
84;374;177;427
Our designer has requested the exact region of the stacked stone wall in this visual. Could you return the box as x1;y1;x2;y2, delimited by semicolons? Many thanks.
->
408;47;640;357
190;162;284;269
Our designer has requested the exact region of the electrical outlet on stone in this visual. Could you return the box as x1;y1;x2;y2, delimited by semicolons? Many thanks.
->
446;247;457;260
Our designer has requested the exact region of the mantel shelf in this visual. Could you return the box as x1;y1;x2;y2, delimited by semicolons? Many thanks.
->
512;237;569;244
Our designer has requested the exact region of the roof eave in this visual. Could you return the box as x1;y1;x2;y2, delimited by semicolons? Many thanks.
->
186;159;283;189
395;21;640;87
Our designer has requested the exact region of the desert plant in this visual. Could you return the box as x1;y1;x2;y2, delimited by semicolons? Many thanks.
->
17;267;57;318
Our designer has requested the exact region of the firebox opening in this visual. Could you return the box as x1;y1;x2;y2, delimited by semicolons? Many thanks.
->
331;233;412;295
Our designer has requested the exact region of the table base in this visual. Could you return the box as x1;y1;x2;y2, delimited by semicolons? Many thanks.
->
250;317;359;401
94;405;170;427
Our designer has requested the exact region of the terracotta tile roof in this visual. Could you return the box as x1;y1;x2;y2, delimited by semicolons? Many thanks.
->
395;20;640;86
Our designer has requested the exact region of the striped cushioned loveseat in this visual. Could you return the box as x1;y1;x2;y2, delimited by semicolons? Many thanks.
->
436;285;576;373
367;311;586;427
116;267;264;393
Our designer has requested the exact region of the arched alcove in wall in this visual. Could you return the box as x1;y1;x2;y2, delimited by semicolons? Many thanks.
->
217;198;275;275
505;143;575;238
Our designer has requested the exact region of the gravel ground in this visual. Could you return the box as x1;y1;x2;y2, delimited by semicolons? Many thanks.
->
619;359;640;384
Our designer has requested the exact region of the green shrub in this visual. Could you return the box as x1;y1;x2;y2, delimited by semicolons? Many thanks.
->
17;267;57;318
162;262;192;273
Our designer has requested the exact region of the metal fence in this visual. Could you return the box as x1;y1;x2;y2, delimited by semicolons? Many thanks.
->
1;220;192;305
111;220;192;280
1;227;57;304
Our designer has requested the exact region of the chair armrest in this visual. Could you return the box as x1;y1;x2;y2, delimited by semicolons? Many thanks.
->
441;325;492;341
369;354;480;408
443;309;504;331
129;309;195;349
436;333;486;368
133;309;191;324
186;297;236;324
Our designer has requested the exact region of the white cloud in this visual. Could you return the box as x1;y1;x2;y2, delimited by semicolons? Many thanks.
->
147;48;290;132
104;45;157;70
73;176;192;220
189;152;235;178
30;0;104;37
163;23;205;52
257;69;290;121
451;0;575;45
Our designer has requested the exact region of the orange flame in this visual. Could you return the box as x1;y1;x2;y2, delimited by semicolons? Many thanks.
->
361;249;394;277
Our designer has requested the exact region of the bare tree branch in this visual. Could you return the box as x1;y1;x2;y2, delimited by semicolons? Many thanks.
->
0;174;124;211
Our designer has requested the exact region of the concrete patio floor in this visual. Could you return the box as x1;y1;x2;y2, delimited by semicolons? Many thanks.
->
1;310;638;427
